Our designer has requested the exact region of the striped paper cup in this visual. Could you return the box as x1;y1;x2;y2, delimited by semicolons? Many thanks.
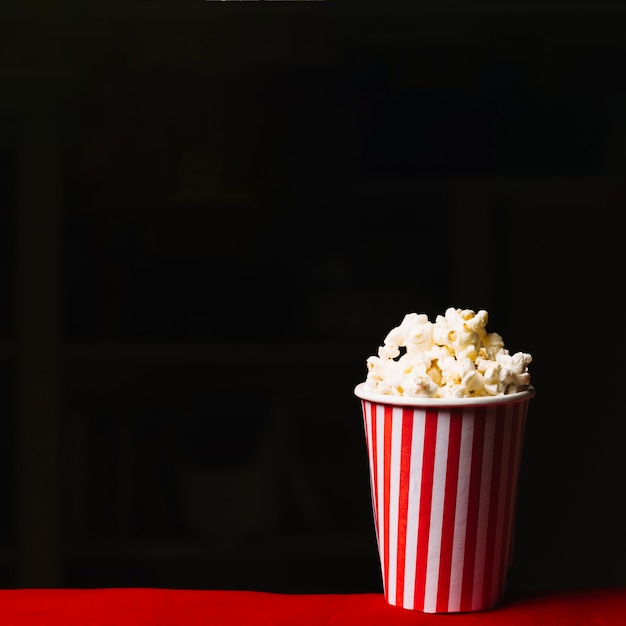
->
354;383;535;613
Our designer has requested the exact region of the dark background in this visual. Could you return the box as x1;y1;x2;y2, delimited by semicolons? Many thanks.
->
0;0;624;596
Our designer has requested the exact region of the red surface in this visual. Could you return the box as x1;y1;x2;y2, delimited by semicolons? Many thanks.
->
0;587;625;625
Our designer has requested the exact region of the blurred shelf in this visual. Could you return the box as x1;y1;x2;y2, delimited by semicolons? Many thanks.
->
65;532;374;563
4;1;625;19
0;546;16;567
64;341;367;365
0;338;14;361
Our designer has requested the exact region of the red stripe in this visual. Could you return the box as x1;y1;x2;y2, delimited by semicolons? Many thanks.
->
369;403;379;547
395;409;414;606
436;409;463;612
413;410;438;610
481;404;506;609
460;406;486;612
383;405;393;595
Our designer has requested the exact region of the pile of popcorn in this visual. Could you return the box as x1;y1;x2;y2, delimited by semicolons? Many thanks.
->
364;307;532;398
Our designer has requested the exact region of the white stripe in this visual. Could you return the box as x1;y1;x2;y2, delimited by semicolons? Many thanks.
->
423;410;450;613
490;404;513;605
472;406;496;610
403;409;425;610
376;405;386;595
447;410;475;612
387;406;403;602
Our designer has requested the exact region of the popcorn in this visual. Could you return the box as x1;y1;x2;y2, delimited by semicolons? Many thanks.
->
363;307;532;398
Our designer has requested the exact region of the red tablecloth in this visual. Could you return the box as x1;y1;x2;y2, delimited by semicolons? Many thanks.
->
0;587;625;625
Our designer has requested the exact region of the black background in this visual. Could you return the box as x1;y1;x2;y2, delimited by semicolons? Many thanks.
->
1;0;625;595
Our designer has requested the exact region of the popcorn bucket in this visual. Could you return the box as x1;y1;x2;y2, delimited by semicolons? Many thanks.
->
354;383;534;613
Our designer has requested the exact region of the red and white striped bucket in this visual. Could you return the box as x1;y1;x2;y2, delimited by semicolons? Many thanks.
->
354;383;535;613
